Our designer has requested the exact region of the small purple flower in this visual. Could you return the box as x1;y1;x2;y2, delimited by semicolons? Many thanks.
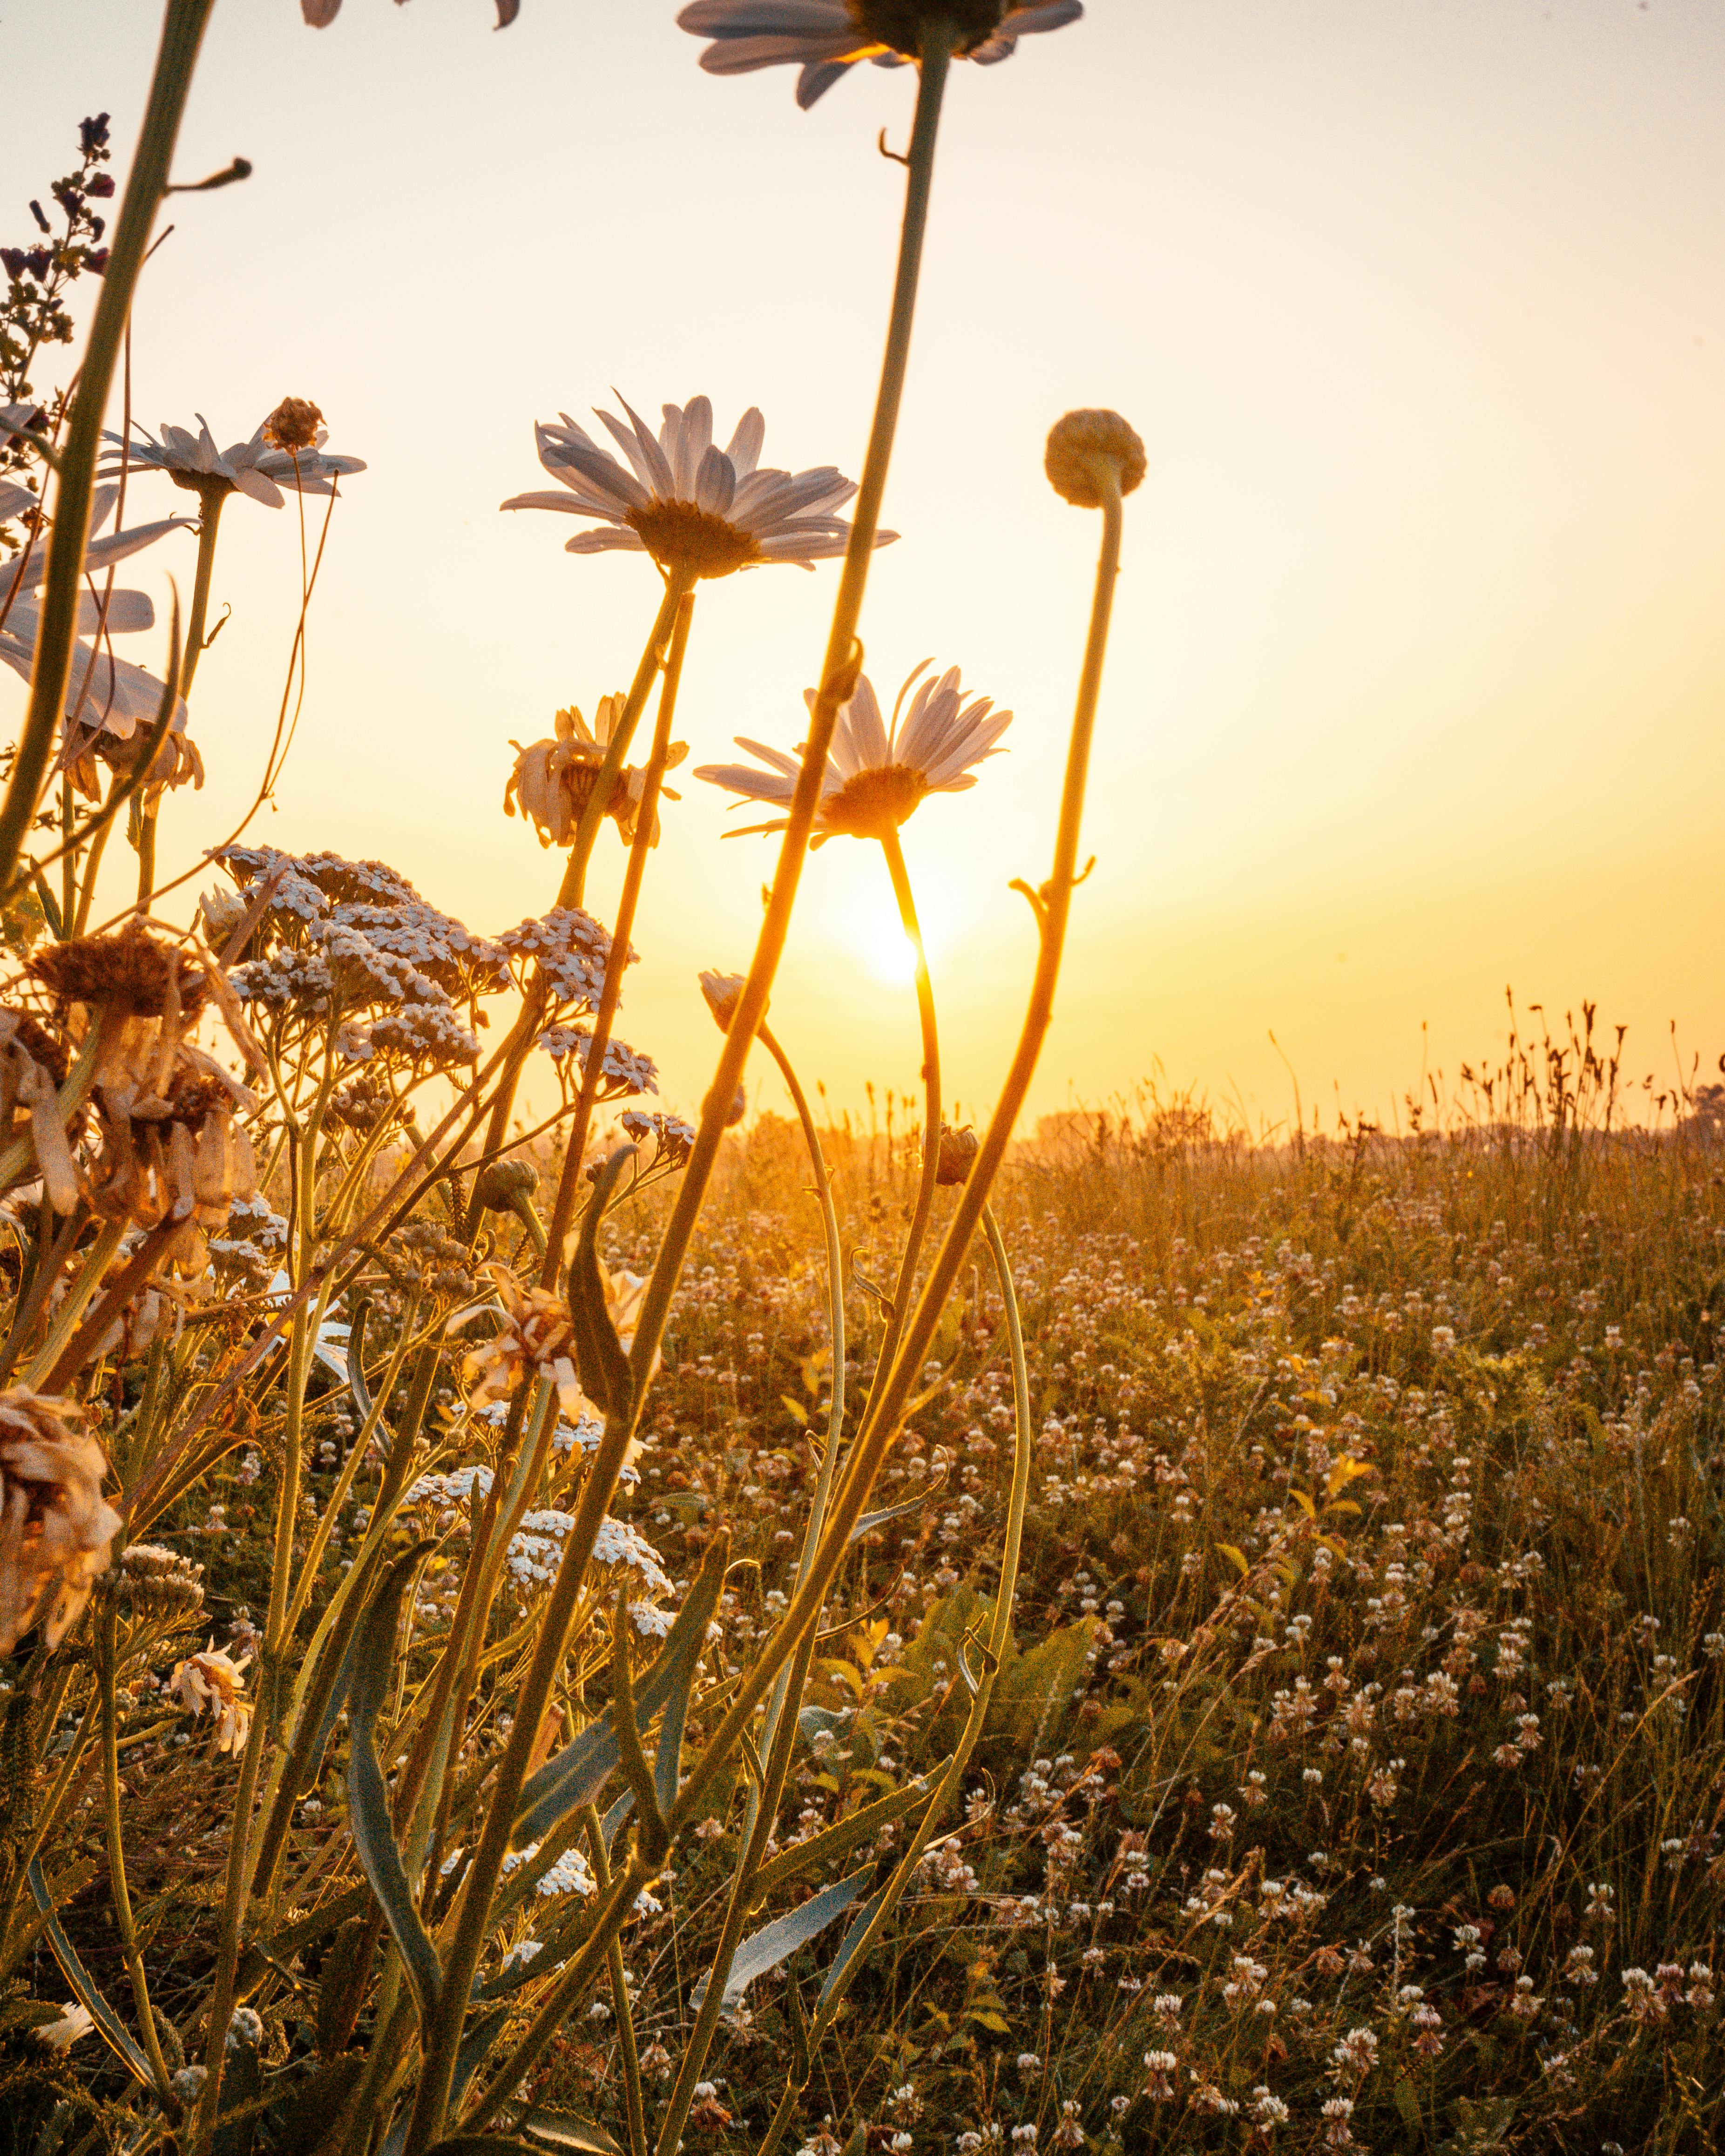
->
87;174;116;200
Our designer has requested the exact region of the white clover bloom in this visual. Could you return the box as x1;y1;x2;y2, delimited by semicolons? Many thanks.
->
502;392;893;577
678;1;1082;109
101;414;365;508
697;660;1010;843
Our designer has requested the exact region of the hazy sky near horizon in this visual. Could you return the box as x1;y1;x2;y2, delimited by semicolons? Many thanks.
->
7;0;1725;1137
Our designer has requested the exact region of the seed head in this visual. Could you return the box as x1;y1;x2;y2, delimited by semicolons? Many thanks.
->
1044;408;1145;508
262;397;324;454
936;1122;981;1186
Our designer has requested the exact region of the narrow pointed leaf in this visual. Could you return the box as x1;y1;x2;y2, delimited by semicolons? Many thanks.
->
849;1477;945;1542
566;1146;635;1417
507;2111;623;2155
513;1534;727;1847
752;1768;943;1902
27;1857;154;2084
816;1883;892;2012
347;1542;443;2024
692;1868;872;2013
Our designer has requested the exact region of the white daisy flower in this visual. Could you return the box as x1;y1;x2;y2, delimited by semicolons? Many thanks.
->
100;413;365;509
678;0;1082;108
696;659;1010;842
501;391;895;578
0;489;193;749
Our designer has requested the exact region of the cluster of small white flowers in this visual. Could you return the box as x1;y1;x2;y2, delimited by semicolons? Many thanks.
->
498;905;622;1006
537;1023;660;1097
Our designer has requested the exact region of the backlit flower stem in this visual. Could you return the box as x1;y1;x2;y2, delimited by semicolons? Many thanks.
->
406;34;956;2154
97;1593;176;2104
670;462;1127;1836
133;476;224;905
0;0;215;894
754;1196;1033;2156
539;589;695;1284
653;1016;847;2156
559;571;695;912
867;822;940;1407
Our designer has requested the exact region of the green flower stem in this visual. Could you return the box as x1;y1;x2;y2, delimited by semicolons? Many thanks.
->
178;479;228;702
585;1805;649;2156
652;1017;847;2156
97;1594;175;2102
751;1198;1031;2156
670;463;1126;1839
864;822;940;1413
0;0;215;893
405;35;954;2151
618;11;955;1464
462;572;693;1244
559;569;695;912
538;588;695;1285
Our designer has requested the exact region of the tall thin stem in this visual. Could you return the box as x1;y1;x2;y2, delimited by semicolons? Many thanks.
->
652;1018;847;2156
539;589;695;1282
866;823;940;1408
401;34;956;2156
0;0;215;891
671;466;1127;1836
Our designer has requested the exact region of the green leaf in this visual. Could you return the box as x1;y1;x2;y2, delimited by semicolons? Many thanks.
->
815;1882;891;2011
27;1855;155;2085
507;2111;624;2155
692;1869;873;2012
347;1542;443;2026
424;2140;541;2156
752;1769;943;1902
1392;2074;1423;2137
1217;1542;1249;1575
566;1146;636;1419
513;1533;728;1847
987;1619;1095;1750
268;2054;365;2156
850;1475;946;1543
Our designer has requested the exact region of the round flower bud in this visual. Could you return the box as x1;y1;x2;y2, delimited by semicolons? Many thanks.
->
936;1122;981;1186
1044;409;1146;509
474;1158;538;1214
698;970;754;1033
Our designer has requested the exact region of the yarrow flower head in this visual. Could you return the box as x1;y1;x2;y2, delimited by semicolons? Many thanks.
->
678;1;1083;109
502;392;894;578
696;660;1010;843
101;412;365;507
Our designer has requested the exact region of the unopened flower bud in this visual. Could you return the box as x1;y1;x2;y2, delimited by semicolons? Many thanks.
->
474;1157;538;1213
726;1084;748;1128
699;969;752;1032
1044;408;1146;508
936;1122;980;1186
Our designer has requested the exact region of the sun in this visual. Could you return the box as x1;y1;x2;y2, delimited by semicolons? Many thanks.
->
867;922;920;984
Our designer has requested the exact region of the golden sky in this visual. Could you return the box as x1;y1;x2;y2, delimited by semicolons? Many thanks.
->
12;0;1725;1136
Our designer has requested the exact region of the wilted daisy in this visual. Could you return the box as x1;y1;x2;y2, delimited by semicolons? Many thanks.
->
696;660;1010;842
0;1390;122;1655
505;697;687;850
678;0;1082;108
169;1643;253;1756
456;1267;582;1417
502;392;893;578
101;411;365;508
0;491;193;751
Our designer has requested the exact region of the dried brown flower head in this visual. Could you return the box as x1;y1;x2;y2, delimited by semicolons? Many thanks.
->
29;921;207;1019
936;1122;980;1186
0;1388;122;1653
1044;408;1146;509
261;397;325;455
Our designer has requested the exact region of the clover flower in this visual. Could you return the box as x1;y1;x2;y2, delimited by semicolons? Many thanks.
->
169;1643;253;1755
506;697;688;850
101;412;365;508
697;660;1010;843
502;392;893;578
0;1391;122;1653
678;1;1082;109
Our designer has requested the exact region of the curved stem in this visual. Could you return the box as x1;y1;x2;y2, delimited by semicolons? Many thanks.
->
402;37;955;2154
538;588;694;1283
866;823;940;1409
0;0;214;892
672;470;1125;1838
651;1018;846;2156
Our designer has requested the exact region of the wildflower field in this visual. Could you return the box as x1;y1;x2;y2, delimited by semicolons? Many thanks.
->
2;4;1720;2154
